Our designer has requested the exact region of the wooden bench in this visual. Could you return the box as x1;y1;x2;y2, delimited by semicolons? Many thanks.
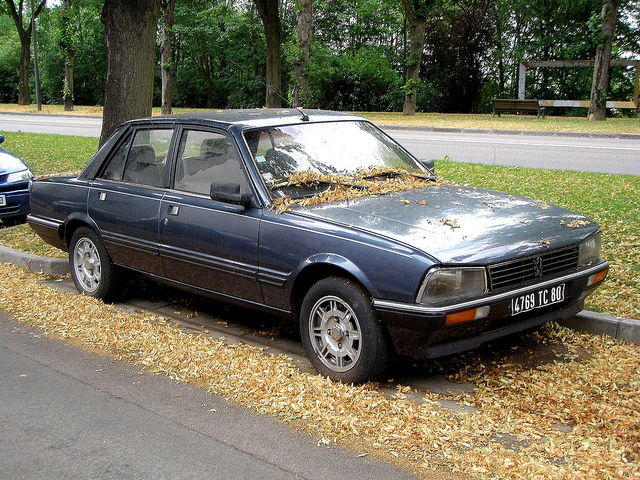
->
492;99;545;118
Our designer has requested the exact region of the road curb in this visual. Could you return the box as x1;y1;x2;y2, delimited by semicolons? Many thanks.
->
0;245;69;276
1;244;638;347
380;124;640;140
560;311;640;345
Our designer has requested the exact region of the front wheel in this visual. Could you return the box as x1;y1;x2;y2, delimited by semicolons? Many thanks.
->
299;277;389;384
69;227;120;301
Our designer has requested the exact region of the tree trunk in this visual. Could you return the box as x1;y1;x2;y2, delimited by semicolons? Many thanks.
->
161;0;176;115
588;0;619;121
254;0;282;108
293;0;313;108
62;0;74;111
4;0;46;105
399;0;430;116
100;0;161;146
64;53;74;111
18;32;30;105
402;18;426;116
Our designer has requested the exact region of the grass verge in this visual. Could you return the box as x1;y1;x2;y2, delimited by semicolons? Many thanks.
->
360;112;640;134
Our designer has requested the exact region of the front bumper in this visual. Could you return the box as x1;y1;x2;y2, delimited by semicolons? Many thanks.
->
0;189;30;220
374;260;609;359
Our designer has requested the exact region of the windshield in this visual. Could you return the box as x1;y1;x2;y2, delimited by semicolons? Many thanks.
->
243;120;435;211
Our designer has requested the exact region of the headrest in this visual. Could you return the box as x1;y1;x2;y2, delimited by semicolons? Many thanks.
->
130;145;156;164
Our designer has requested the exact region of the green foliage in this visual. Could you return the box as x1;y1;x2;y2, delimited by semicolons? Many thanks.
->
0;15;20;103
2;0;638;114
311;46;403;111
168;0;267;109
36;0;105;106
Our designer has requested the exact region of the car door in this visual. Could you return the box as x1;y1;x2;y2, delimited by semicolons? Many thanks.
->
88;127;174;276
158;128;262;303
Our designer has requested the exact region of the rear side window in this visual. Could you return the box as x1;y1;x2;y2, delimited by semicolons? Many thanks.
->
98;128;174;188
98;134;131;181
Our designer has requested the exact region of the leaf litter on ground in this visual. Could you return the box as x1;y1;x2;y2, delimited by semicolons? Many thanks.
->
1;262;638;479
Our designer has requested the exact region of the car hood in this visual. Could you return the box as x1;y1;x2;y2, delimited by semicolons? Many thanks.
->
0;147;28;175
298;184;599;264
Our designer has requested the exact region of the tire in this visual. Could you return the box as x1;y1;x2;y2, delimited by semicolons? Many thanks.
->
69;227;120;301
299;277;389;384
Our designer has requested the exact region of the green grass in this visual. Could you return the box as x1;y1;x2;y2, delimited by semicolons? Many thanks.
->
2;131;98;176
0;132;637;319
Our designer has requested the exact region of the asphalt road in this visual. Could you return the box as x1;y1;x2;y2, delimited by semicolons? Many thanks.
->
1;112;638;175
0;311;424;480
387;127;640;176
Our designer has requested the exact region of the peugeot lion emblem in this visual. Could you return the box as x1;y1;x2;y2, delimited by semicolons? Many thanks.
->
533;256;543;277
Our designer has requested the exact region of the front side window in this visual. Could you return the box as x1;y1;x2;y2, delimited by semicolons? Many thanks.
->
174;129;248;196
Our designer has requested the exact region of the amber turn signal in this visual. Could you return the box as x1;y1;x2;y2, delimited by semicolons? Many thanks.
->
587;268;608;287
446;306;490;326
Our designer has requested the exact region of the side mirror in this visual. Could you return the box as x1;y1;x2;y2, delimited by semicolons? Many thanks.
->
418;159;435;176
210;182;251;209
0;134;4;144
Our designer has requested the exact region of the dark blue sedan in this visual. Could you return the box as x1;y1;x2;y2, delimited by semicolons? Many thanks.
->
27;110;608;383
0;133;32;226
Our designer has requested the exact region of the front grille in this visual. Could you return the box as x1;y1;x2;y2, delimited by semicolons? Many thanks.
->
0;181;29;194
488;245;579;290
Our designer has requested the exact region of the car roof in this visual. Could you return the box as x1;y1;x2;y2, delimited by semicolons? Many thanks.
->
125;109;364;131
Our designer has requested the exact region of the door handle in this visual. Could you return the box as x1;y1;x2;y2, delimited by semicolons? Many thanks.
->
167;205;180;216
97;192;107;201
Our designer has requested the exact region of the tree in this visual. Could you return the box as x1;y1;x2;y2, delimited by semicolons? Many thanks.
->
424;0;497;113
4;0;46;105
588;0;620;121
254;0;282;107
61;0;74;110
292;0;313;107
399;0;432;116
160;0;176;115
99;0;161;146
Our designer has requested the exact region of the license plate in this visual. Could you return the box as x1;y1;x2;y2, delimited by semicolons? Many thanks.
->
0;195;5;207
511;284;565;316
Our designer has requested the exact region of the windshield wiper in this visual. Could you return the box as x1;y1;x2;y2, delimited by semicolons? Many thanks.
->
270;178;369;200
270;178;369;191
362;170;435;181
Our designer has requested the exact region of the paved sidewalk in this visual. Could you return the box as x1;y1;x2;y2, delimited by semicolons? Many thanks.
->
0;312;427;480
2;244;638;347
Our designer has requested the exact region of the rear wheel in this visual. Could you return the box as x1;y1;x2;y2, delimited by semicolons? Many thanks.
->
300;277;389;383
69;227;119;301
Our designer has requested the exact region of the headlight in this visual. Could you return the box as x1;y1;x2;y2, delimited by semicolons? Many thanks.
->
578;232;601;266
6;168;33;184
417;267;488;305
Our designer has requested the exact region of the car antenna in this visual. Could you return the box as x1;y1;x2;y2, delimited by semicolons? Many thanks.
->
296;107;309;121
